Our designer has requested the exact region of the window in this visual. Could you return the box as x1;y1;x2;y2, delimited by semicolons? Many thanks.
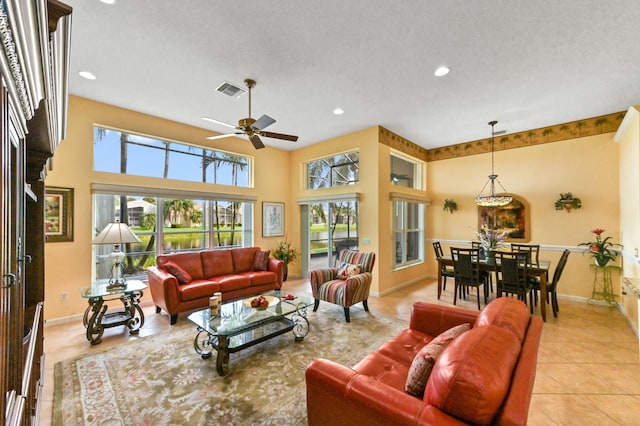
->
306;151;359;189
93;193;253;282
393;200;424;268
93;126;251;187
390;152;423;190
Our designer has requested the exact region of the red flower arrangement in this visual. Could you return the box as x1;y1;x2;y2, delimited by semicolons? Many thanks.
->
579;228;622;266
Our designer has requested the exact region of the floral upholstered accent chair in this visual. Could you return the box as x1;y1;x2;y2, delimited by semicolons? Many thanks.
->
309;249;376;322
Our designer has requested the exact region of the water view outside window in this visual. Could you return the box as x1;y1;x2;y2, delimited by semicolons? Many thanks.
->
93;126;251;186
306;151;359;189
393;200;424;268
93;194;251;282
309;201;359;268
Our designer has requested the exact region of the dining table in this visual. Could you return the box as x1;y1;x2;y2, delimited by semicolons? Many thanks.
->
436;255;551;322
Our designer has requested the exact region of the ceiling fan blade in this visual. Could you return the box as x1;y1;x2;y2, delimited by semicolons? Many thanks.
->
252;114;276;131
201;117;237;129
206;133;237;140
249;134;265;149
261;131;299;142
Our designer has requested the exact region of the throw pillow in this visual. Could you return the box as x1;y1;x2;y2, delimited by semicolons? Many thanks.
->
405;322;471;398
252;250;270;271
337;263;361;279
163;261;192;284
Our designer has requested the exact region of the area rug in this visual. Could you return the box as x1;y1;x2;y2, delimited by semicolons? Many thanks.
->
53;308;407;425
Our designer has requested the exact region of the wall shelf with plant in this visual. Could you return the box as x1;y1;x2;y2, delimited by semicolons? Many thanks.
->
443;199;458;214
555;192;582;212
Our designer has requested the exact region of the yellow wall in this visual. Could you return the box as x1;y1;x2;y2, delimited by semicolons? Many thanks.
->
428;133;620;300
44;96;291;321
616;105;640;333
288;127;381;288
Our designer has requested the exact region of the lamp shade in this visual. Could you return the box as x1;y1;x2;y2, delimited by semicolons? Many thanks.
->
92;221;141;245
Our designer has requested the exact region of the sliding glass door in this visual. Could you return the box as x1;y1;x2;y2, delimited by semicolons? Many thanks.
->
308;200;358;270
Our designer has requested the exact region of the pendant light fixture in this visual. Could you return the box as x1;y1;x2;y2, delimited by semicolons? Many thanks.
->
474;120;513;207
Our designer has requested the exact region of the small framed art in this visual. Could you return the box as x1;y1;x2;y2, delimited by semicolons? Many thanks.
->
263;202;284;237
45;186;74;242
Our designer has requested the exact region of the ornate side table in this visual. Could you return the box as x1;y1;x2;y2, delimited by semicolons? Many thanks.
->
588;264;621;308
80;279;147;345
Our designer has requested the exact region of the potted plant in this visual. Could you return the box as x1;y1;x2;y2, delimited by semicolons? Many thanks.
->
555;192;582;212
443;199;458;214
273;239;298;281
578;228;622;266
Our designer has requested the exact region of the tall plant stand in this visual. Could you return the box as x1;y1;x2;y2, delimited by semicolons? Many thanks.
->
588;264;620;308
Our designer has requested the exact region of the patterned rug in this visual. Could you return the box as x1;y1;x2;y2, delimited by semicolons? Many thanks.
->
53;307;407;425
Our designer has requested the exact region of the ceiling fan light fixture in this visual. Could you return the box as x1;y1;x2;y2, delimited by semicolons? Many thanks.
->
474;120;513;207
333;108;344;115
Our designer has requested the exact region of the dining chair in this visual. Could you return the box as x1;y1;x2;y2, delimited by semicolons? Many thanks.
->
471;241;494;293
433;241;454;292
531;249;570;318
450;247;486;310
510;243;540;266
494;251;534;313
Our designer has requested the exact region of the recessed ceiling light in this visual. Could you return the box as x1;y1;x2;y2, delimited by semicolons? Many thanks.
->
78;71;96;80
333;108;344;115
434;66;450;77
99;0;115;4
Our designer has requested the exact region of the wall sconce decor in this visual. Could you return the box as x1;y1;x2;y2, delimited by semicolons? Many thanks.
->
443;199;458;213
555;192;582;212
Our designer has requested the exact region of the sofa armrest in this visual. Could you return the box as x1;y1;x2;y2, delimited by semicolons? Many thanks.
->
409;302;479;337
147;266;181;313
306;358;468;426
267;258;285;286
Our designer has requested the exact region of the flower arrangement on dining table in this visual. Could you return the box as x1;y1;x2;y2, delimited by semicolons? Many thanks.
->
578;228;622;266
475;225;507;252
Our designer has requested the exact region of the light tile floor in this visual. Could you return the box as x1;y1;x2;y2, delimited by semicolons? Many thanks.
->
41;277;640;425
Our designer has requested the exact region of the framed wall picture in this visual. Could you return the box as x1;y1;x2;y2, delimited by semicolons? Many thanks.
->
477;194;530;243
263;202;284;237
45;187;74;242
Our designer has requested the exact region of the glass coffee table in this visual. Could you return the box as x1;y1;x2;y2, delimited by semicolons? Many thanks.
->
187;290;313;376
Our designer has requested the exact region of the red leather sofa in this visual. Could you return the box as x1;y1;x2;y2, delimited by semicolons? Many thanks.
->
305;297;543;425
147;247;283;324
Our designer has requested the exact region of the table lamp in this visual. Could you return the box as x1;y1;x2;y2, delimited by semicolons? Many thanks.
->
92;220;141;290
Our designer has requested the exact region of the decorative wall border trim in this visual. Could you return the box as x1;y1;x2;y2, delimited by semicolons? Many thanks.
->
426;111;625;162
379;126;428;161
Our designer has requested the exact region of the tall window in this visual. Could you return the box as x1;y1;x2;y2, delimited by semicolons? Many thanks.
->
93;126;251;187
306;151;359;189
390;152;423;189
93;193;252;281
393;200;424;268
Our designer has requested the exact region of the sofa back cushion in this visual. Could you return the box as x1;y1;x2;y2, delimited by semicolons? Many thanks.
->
474;297;531;343
231;247;260;273
425;325;521;426
201;250;234;278
156;252;204;281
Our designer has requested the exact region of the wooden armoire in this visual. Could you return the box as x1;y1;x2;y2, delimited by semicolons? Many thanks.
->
0;1;72;424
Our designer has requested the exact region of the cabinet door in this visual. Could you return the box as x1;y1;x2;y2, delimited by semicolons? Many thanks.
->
1;81;26;423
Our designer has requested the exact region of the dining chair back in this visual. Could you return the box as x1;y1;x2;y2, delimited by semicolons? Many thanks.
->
495;251;534;313
433;241;454;293
533;249;570;318
511;243;540;266
450;247;486;310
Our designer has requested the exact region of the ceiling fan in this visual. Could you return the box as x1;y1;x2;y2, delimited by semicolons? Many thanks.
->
202;78;299;149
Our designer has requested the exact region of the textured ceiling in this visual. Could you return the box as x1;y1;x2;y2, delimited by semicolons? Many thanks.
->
65;0;640;151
